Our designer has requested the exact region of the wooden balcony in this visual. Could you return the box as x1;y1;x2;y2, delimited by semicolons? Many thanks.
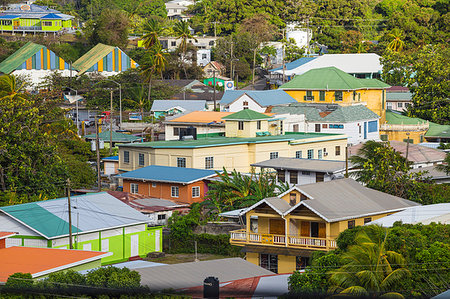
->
230;229;337;251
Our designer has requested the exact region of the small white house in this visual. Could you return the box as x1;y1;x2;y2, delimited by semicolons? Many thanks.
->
197;49;211;67
220;90;296;113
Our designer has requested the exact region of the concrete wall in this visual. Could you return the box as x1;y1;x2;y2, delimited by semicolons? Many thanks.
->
225;119;270;138
224;94;265;113
379;129;426;144
165;123;225;141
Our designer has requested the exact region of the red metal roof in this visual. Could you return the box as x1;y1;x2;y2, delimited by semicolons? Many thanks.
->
0;232;17;240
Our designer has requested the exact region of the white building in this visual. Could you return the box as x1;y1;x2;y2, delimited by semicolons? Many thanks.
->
220;90;297;113
197;49;211;66
271;103;381;145
286;23;312;50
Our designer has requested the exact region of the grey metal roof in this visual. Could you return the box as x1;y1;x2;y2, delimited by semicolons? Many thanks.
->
220;90;297;106
136;258;273;290
4;4;74;20
266;197;292;214
291;179;420;222
386;92;412;101
271;103;379;123
409;166;450;180
367;203;450;227
151;100;207;112
251;157;347;173
133;198;180;207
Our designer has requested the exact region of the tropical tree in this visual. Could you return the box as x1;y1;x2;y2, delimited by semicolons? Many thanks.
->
386;29;405;52
329;225;410;297
141;17;165;49
173;20;197;78
141;42;167;103
436;152;450;175
206;167;289;212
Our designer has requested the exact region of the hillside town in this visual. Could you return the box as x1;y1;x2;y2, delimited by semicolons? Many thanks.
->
0;0;449;298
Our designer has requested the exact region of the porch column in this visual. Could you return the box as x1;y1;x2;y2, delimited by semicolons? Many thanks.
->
246;212;251;242
326;222;331;250
284;215;289;247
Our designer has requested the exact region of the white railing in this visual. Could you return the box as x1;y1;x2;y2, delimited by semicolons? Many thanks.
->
288;236;327;247
230;230;246;241
380;122;429;132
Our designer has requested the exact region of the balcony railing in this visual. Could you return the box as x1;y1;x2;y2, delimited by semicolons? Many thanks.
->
230;229;337;250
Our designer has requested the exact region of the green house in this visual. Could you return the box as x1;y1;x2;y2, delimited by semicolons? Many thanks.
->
0;4;74;34
0;192;162;265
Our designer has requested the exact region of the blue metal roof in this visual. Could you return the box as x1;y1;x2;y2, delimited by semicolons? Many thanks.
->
41;13;62;19
117;165;218;184
0;15;20;19
220;89;297;106
270;57;317;72
0;192;149;239
102;155;119;161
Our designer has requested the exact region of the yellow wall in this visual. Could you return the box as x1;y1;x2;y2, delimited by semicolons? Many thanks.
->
379;129;426;144
225;119;270;137
246;252;259;265
279;255;297;274
285;89;386;123
119;135;348;172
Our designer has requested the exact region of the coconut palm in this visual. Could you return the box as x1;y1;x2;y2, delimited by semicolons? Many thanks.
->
141;43;167;102
0;74;26;101
435;152;450;175
387;29;405;52
173;20;197;78
142;18;164;49
329;225;410;297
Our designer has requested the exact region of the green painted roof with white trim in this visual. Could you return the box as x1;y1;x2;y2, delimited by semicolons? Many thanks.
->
72;43;116;74
222;109;273;120
280;67;390;90
0;42;44;74
385;111;450;138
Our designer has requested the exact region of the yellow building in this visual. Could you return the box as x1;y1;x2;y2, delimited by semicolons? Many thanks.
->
118;110;348;172
380;111;429;144
230;178;419;274
280;67;390;123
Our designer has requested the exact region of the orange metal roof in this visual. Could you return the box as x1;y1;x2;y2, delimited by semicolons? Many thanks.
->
168;111;233;123
0;232;17;240
0;247;107;282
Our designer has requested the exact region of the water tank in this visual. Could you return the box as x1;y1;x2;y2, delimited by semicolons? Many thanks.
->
203;276;219;298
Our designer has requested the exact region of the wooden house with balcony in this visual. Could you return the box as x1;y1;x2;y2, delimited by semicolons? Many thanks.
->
229;178;419;274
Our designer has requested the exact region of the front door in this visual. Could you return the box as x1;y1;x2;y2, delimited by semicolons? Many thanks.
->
130;234;139;257
155;230;161;251
269;219;285;235
315;124;321;132
310;222;319;238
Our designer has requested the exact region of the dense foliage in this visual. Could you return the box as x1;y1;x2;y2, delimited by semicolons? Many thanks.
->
350;141;450;204
289;223;450;297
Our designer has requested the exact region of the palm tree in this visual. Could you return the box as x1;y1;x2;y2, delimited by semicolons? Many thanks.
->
141;43;167;103
173;20;197;78
387;29;405;52
329;225;410;297
0;74;26;101
142;18;164;49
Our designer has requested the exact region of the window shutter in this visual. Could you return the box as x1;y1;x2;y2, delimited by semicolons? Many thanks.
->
301;221;310;237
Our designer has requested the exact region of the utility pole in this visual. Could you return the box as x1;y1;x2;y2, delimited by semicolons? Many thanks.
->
230;40;233;79
345;146;349;178
282;28;286;84
405;132;410;161
109;89;113;155
95;117;101;192
235;73;238;90
214;21;217;39
213;70;216;111
67;179;73;249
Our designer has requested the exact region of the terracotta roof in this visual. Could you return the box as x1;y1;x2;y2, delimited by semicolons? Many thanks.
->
167;111;232;124
349;141;446;164
0;247;108;282
107;191;189;213
0;232;17;240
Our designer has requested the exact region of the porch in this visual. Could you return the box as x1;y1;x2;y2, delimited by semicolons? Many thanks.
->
230;229;337;250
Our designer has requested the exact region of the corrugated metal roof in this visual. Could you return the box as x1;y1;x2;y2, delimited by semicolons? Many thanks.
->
386;92;412;101
426;122;450;138
271;103;379;123
167;111;231;124
251;157;347;173
280;67;390;90
367;203;450;227
274;53;382;76
292;178;420;221
0;41;44;74
41;13;62;19
222;109;273;120
0;15;20;19
117;165;218;184
136;258;273;291
220;90;297;107
72;43;115;74
151;100;207;112
4;4;73;20
0;192;149;239
270;57;317;72
84;131;142;143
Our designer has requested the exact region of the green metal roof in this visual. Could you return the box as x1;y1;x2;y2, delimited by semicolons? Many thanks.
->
119;133;346;149
84;131;143;143
0;41;44;74
280;67;390;90
425;123;450;138
222;109;272;120
72;43;116;74
271;103;379;123
385;111;428;125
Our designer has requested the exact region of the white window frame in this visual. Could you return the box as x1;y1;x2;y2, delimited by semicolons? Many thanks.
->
177;157;186;168
130;183;139;194
138;153;145;166
295;150;302;159
124;151;130;163
152;182;157;188
171;186;179;197
192;186;200;198
307;149;314;159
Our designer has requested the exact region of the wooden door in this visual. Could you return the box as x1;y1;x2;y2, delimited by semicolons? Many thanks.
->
315;124;321;132
269;219;285;235
319;223;326;238
300;221;310;237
